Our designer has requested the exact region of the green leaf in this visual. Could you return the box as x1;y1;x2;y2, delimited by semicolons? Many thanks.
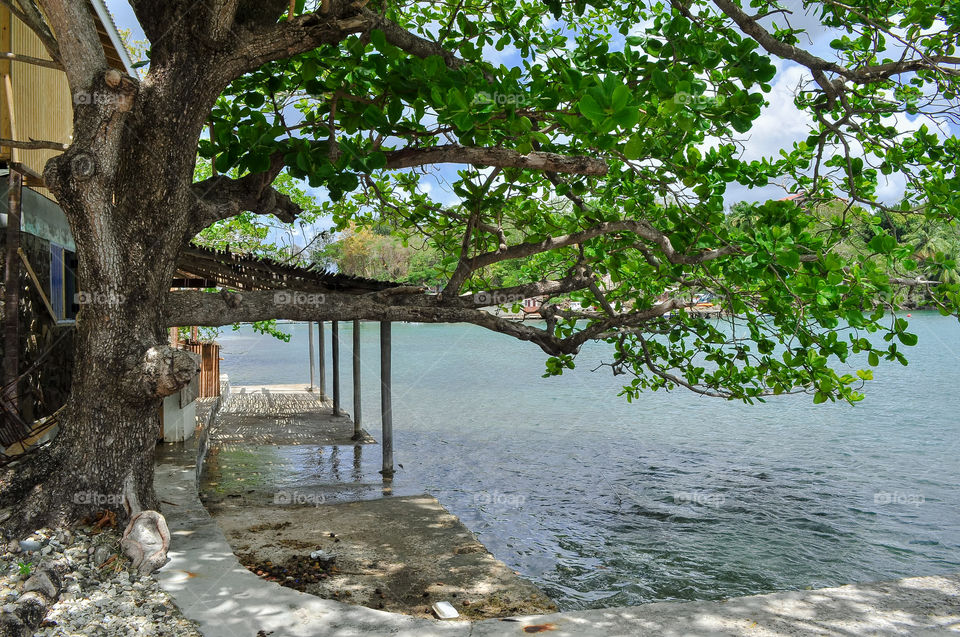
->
611;84;631;112
578;94;606;123
246;152;271;173
623;135;644;160
214;153;232;173
244;92;265;108
897;332;918;346
777;249;800;270
369;29;389;54
364;152;387;171
387;100;404;123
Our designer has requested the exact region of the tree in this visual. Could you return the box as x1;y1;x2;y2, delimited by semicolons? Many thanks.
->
2;0;958;534
314;223;443;284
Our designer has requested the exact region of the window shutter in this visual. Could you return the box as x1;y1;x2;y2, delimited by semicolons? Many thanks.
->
50;243;65;321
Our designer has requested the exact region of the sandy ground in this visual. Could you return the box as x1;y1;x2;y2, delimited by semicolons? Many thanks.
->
203;493;557;620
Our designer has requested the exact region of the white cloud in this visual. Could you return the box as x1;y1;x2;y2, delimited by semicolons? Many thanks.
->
738;62;815;162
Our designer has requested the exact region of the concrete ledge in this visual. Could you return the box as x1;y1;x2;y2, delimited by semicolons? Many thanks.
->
468;574;960;635
155;432;960;636
156;446;468;636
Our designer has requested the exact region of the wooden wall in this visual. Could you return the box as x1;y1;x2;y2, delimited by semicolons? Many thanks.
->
1;8;73;197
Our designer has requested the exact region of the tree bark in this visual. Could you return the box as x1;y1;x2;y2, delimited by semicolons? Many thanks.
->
2;1;218;535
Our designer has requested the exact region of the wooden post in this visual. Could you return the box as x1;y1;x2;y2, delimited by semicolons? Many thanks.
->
307;320;315;391
3;169;22;408
380;321;394;478
331;320;341;415
318;321;326;401
4;74;19;165
209;121;217;177
352;319;361;439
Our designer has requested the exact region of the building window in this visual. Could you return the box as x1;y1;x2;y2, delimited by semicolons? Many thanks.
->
49;243;77;322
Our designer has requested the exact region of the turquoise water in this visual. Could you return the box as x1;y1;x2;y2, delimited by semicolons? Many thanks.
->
210;313;960;609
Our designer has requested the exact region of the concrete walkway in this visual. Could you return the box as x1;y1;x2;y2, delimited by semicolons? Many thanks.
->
155;408;960;636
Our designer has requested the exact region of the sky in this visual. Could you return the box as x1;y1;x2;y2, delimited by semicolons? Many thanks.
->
104;1;955;246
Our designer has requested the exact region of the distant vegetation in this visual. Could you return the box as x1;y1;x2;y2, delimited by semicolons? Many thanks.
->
310;222;539;291
729;200;960;309
313;199;959;310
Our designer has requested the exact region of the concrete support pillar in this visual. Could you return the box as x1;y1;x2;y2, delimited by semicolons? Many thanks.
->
318;321;326;400
307;321;315;391
332;320;341;415
380;321;393;479
352;319;362;439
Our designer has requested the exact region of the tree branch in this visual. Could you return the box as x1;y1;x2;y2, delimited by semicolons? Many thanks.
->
165;286;686;359
191;144;605;234
443;220;739;297
187;153;298;236
165;288;570;354
0;138;68;151
220;2;371;79
711;0;960;85
35;0;105;90
383;145;607;175
0;50;61;70
221;2;489;83
359;7;487;78
5;0;61;66
209;0;241;43
461;270;594;307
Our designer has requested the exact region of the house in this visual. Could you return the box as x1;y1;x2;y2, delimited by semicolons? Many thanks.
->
522;296;543;315
0;3;140;446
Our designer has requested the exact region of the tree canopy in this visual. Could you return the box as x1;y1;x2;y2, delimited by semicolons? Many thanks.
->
183;0;960;403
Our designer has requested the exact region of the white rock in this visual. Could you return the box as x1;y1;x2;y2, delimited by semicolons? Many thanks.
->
19;539;41;552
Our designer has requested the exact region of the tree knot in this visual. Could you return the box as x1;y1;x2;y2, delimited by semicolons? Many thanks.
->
138;346;199;399
220;289;244;308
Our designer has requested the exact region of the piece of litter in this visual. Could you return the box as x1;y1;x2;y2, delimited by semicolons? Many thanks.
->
309;550;325;559
432;601;459;619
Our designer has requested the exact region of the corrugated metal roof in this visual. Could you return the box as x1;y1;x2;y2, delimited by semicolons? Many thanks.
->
89;0;137;76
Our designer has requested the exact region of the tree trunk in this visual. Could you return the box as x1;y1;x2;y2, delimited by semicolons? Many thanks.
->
0;58;208;535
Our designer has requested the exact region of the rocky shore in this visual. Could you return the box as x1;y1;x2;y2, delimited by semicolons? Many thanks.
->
0;526;201;637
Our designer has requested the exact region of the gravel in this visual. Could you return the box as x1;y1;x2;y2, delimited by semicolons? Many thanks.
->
1;527;202;637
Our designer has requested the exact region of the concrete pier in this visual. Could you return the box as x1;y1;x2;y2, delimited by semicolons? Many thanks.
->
212;385;375;446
